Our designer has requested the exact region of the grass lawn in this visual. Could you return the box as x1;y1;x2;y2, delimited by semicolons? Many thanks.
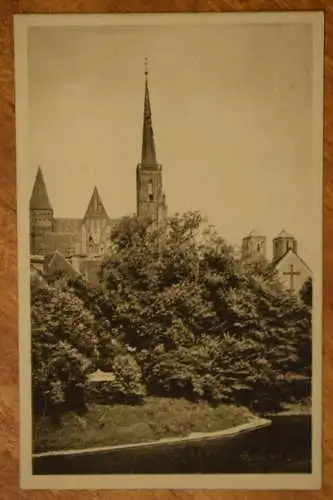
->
33;397;259;453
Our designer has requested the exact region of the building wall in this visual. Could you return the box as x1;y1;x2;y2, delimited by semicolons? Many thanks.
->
136;164;166;230
273;237;297;262
82;217;111;256
30;208;54;254
241;236;267;261
30;213;116;257
274;251;311;293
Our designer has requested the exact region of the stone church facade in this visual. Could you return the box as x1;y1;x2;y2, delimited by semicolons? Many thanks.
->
30;171;119;259
241;230;311;293
30;64;167;282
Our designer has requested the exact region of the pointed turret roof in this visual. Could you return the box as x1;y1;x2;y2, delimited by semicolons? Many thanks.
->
30;167;53;211
141;59;157;166
84;186;108;219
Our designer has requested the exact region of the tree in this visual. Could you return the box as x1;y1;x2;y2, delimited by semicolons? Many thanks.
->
141;334;280;410
31;271;148;414
31;277;101;416
97;211;311;409
32;210;312;415
300;277;313;307
98;212;212;350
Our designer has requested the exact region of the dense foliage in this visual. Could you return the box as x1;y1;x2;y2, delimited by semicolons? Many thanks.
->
31;274;145;416
31;212;312;416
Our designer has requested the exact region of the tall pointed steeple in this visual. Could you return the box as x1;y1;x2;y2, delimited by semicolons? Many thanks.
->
141;58;157;166
30;167;53;211
136;59;167;229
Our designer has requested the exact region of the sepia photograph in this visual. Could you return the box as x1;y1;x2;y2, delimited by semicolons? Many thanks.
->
15;12;323;490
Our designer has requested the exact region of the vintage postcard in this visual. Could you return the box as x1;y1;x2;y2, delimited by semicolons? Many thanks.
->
15;12;323;490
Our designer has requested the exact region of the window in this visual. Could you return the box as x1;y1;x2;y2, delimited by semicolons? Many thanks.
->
148;180;153;201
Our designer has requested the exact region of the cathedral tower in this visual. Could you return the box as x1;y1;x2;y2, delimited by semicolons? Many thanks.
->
30;167;54;255
273;230;297;262
136;59;167;230
241;230;267;261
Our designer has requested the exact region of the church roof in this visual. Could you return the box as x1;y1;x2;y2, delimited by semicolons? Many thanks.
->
30;167;53;211
274;230;294;239
272;248;311;273
84;187;109;219
141;63;158;166
44;250;81;279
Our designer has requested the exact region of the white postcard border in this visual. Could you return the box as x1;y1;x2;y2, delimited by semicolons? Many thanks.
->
14;11;324;490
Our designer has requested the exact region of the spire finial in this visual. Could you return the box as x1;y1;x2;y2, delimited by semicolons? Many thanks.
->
144;57;148;78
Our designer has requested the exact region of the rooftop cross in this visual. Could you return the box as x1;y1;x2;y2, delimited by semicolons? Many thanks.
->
283;264;300;291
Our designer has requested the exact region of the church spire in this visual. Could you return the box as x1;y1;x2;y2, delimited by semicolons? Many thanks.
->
30;166;53;211
141;58;157;166
136;60;167;229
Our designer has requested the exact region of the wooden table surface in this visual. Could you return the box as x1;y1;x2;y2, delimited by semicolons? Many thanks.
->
0;1;332;498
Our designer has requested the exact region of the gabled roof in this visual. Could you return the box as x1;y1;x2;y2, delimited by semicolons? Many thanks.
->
30;167;53;211
44;250;81;278
84;187;109;219
273;248;312;273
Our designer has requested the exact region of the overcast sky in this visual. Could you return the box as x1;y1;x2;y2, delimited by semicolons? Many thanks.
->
28;22;317;267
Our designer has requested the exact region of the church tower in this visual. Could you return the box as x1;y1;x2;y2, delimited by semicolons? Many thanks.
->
273;230;297;262
136;59;167;230
241;230;266;261
30;167;54;255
